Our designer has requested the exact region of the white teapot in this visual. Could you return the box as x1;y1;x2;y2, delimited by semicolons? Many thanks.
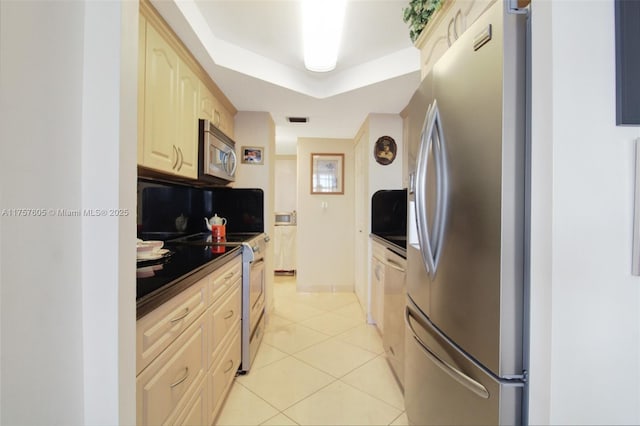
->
204;214;227;231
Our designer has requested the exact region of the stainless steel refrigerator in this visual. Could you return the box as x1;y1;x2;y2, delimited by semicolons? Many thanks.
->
404;1;529;424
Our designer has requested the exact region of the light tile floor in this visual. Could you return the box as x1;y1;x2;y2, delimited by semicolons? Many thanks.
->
215;275;408;426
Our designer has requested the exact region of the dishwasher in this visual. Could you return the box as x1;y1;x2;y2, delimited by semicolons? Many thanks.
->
372;242;407;389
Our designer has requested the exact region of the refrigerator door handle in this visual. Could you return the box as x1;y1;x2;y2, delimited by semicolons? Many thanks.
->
405;306;490;399
415;100;449;279
431;100;449;271
415;103;437;276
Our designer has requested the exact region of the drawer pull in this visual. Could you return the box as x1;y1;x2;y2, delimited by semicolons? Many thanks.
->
223;272;235;281
169;367;189;388
224;310;234;320
169;307;190;323
223;360;234;373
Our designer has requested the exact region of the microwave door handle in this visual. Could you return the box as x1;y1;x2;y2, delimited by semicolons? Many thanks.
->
227;149;237;176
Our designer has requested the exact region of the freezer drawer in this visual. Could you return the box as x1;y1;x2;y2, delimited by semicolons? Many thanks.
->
404;300;522;425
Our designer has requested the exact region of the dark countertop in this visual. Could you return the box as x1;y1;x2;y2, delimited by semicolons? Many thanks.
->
136;242;242;319
370;233;407;258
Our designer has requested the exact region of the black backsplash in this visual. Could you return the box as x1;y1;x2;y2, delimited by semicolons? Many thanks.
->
137;179;264;237
371;189;407;237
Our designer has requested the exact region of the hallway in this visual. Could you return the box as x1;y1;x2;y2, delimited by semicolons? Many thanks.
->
215;275;408;425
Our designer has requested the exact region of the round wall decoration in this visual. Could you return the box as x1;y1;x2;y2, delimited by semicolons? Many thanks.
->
374;136;397;165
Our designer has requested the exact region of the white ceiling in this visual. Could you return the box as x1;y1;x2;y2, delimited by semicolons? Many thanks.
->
149;0;421;155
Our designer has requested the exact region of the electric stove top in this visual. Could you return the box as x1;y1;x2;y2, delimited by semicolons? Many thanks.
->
136;232;260;315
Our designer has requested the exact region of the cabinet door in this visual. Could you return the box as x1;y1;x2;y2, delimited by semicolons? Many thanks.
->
217;104;235;139
137;278;208;375
208;329;241;425
172;380;207;426
176;58;199;178
209;255;242;306
370;255;385;333
136;316;207;426
382;251;406;387
199;81;215;122
209;283;241;368
138;15;146;165
419;0;496;79
143;23;178;173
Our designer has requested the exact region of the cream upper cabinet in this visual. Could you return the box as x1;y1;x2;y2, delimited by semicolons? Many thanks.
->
176;57;199;178
138;15;146;165
214;100;235;139
138;0;237;179
416;0;495;79
200;81;235;139
199;81;215;122
143;23;179;174
141;22;198;179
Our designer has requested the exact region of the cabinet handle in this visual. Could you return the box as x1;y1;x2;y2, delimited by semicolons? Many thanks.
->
447;18;455;46
385;259;406;272
176;147;184;171
169;367;189;388
169;307;190;323
224;272;235;281
453;9;463;39
172;145;179;169
223;360;234;373
224;310;234;319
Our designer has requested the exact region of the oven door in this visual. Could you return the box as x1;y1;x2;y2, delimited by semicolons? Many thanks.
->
249;258;265;333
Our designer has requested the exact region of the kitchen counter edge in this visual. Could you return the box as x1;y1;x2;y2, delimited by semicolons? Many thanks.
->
136;245;243;320
370;234;407;258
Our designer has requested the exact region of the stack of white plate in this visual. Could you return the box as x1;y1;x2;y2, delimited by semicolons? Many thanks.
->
136;239;169;262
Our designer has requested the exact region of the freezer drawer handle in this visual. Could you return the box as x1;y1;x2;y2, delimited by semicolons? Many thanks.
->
406;305;527;387
405;307;490;399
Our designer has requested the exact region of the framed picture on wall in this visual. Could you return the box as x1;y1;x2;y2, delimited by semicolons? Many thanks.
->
241;146;264;165
373;136;397;165
311;153;344;194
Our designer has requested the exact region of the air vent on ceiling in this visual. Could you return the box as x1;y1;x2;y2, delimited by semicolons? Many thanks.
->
287;116;309;123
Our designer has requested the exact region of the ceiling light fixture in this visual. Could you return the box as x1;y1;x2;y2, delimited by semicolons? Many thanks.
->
302;0;347;73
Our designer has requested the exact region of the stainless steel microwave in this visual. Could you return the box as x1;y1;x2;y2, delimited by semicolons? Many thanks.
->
275;211;296;226
198;119;237;184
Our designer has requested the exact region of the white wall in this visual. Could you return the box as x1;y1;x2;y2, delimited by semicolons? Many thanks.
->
297;138;355;292
0;1;137;424
529;1;640;424
274;155;297;212
354;114;404;319
367;114;404;193
233;112;276;312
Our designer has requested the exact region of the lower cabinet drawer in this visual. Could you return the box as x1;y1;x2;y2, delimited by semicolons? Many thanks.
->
208;328;241;425
137;278;208;374
136;316;207;426
209;283;241;368
172;379;207;426
209;256;242;306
